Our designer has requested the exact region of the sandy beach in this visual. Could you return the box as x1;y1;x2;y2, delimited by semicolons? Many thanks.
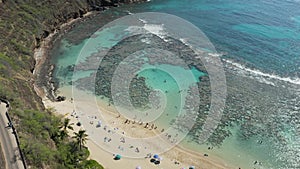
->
42;85;234;169
33;11;95;100
32;6;235;169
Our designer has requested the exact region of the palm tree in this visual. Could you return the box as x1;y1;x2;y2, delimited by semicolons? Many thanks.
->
60;118;74;131
73;129;88;150
59;118;74;140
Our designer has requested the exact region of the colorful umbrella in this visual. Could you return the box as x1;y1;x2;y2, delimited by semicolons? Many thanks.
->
114;154;122;160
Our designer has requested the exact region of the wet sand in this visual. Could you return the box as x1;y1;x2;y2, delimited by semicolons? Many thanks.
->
43;85;234;169
32;7;236;169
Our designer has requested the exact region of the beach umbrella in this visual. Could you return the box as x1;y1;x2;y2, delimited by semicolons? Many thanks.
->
150;159;156;163
114;154;122;160
157;157;163;161
136;166;141;169
153;154;159;158
189;166;195;169
96;120;102;127
154;160;160;165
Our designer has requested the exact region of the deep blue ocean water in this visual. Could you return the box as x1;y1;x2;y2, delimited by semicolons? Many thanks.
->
133;0;300;77
50;0;300;168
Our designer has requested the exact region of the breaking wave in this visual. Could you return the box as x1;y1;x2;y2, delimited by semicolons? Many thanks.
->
125;18;170;42
127;17;300;88
223;59;300;86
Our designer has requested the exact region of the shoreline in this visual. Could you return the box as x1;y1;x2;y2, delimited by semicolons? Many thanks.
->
33;10;99;101
43;85;233;169
32;4;234;169
32;0;149;101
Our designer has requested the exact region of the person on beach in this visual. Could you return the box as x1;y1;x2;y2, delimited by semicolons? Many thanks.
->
150;124;154;129
71;110;76;117
96;120;102;128
118;145;124;151
146;153;152;158
120;137;125;143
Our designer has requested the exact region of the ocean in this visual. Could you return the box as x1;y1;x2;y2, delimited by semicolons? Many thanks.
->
50;0;300;168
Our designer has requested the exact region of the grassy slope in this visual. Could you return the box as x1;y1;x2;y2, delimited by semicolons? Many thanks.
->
0;0;142;168
0;0;106;109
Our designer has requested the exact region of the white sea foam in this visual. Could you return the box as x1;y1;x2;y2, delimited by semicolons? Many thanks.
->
208;52;223;57
143;24;165;37
126;20;169;42
138;18;148;24
179;38;225;58
143;23;169;42
179;38;188;45
141;38;151;44
126;20;300;87
126;10;134;15
179;38;196;51
223;59;300;86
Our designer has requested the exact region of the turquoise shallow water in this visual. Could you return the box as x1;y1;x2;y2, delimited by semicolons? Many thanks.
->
134;0;300;77
137;64;204;129
181;125;279;169
49;1;300;169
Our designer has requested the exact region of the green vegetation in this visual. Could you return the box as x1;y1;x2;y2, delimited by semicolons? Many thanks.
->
79;160;105;169
0;1;143;168
13;109;103;169
59;118;74;141
73;129;88;151
0;1;133;110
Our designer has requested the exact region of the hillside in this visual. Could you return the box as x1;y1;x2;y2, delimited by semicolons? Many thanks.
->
0;0;143;109
0;0;144;168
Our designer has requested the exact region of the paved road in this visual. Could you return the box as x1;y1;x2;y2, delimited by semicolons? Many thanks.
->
0;102;23;169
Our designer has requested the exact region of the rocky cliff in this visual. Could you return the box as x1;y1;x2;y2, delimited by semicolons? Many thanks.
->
0;1;145;168
0;0;145;110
